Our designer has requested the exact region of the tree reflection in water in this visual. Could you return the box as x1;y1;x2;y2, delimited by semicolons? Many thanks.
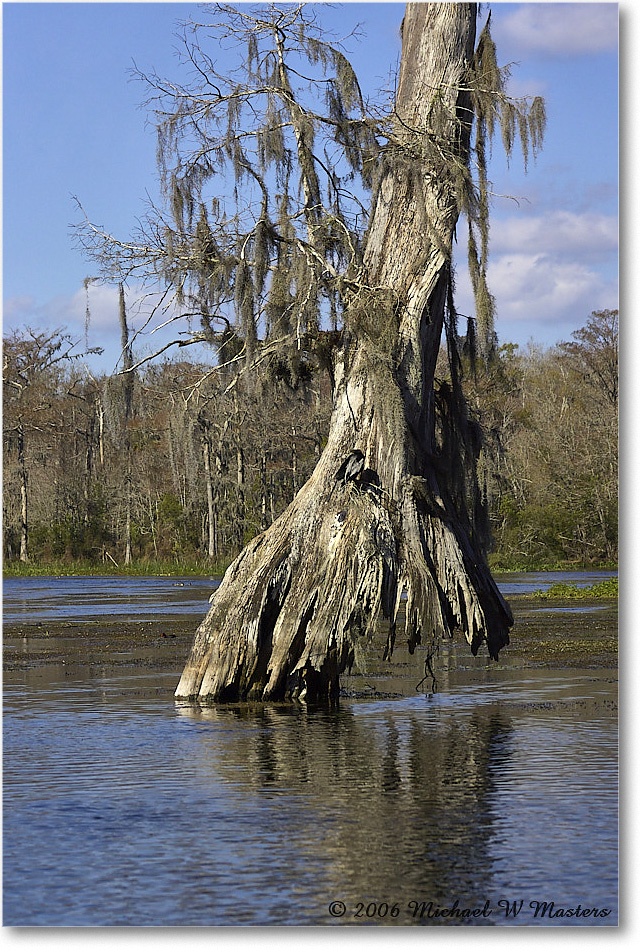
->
175;698;515;916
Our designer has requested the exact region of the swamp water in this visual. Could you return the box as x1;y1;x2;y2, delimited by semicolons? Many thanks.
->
3;573;618;926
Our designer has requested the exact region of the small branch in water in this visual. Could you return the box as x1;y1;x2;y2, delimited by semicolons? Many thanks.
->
415;651;437;693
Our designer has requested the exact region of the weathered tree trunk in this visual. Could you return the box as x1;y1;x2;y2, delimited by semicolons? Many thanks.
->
176;3;512;703
119;284;134;566
260;450;268;531
291;426;298;500
97;394;105;467
17;423;28;563
124;495;133;565
236;444;245;550
201;428;216;559
83;409;95;526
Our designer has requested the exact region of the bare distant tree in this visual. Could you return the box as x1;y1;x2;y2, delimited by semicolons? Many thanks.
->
3;329;85;561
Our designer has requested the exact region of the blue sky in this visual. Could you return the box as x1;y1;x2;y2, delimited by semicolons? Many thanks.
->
3;1;620;373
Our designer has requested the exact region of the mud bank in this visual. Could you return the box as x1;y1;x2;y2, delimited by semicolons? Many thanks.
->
3;594;617;702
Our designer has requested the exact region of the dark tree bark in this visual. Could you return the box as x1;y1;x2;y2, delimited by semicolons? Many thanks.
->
176;4;512;703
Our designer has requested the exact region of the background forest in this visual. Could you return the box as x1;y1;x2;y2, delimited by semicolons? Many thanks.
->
3;308;617;574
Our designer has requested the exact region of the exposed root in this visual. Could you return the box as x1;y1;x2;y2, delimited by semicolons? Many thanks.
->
176;341;512;704
175;463;511;703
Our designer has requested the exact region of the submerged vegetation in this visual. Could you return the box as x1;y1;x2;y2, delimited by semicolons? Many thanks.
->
532;578;618;600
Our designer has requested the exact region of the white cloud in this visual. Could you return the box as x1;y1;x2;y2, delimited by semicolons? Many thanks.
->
454;209;618;344
494;3;618;57
3;295;37;320
488;252;609;320
3;283;213;373
3;286;119;371
4;285;108;334
503;75;548;101
5;283;167;333
454;207;618;336
490;210;618;261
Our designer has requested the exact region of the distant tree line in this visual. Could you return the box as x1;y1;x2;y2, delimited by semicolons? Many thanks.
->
465;308;618;567
3;309;617;571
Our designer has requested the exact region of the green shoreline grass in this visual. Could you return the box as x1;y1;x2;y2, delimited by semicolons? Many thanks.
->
488;555;618;574
2;557;232;578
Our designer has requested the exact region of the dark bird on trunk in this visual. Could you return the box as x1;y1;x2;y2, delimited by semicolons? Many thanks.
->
335;448;365;484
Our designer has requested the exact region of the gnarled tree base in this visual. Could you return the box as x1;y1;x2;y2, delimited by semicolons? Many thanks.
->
175;357;512;704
